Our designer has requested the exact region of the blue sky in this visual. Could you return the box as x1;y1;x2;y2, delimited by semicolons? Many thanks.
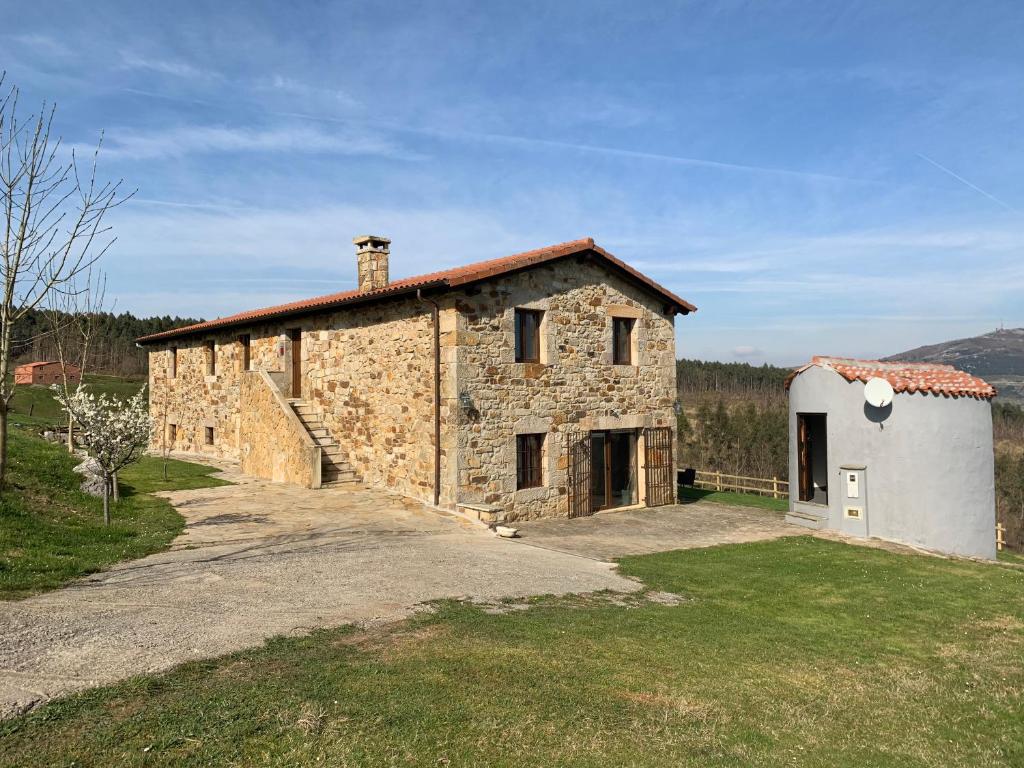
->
3;0;1022;364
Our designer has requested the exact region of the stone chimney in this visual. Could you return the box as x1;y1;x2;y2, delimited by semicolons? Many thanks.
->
354;235;390;292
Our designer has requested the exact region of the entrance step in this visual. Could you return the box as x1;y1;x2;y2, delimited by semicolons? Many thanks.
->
458;502;506;526
786;509;828;529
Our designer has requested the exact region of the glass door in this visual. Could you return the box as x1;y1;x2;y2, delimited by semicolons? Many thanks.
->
608;431;638;508
590;432;607;510
590;430;638;511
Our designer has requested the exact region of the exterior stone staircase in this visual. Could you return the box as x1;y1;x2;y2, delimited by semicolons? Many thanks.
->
287;399;361;488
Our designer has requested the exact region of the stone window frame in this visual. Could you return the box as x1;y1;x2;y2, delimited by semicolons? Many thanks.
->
238;333;251;372
205;339;217;380
514;308;543;364
167;422;177;445
503;298;558;367
604;304;643;371
516;433;544;489
169;346;178;379
204;426;215;446
612;317;635;365
512;416;555;502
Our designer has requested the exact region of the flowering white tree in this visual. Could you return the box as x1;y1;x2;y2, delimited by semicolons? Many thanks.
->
53;385;150;526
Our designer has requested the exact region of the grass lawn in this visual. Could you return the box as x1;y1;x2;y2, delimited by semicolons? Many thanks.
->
999;549;1024;565
680;484;789;511
0;427;229;599
1;538;1021;767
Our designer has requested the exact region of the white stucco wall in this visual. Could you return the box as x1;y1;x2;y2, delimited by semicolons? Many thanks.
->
788;365;996;559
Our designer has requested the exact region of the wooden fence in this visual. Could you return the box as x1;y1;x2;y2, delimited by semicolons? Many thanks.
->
691;470;789;500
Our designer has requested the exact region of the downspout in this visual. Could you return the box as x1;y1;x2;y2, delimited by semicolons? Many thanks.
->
417;289;442;507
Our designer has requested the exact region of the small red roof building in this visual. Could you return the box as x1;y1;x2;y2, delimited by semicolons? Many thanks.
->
785;356;996;400
14;361;81;386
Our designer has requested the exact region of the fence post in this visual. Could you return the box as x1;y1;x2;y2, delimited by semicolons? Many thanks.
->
772;476;779;499
996;523;1005;552
716;471;722;492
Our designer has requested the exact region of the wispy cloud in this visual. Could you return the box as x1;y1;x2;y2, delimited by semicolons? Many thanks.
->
88;124;414;160
4;33;70;57
283;109;886;185
254;75;360;109
118;51;213;80
916;153;1017;212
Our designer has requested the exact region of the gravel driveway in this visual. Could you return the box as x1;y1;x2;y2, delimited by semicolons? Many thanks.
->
0;469;634;718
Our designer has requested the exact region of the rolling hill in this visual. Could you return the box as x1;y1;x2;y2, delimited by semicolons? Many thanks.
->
885;328;1024;402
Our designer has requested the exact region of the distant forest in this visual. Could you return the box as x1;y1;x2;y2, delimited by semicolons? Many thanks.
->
676;359;790;481
12;313;1022;550
11;309;202;377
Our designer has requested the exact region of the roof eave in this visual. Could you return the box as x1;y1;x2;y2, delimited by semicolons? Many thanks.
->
136;279;449;345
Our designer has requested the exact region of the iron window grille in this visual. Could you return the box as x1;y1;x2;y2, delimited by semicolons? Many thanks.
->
516;433;545;489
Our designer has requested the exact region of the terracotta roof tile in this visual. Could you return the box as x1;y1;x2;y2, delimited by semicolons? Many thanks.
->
137;238;696;344
785;356;996;400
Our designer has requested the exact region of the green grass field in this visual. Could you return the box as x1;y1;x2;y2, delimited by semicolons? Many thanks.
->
680;485;789;511
0;426;228;600
1;537;1020;767
7;373;146;429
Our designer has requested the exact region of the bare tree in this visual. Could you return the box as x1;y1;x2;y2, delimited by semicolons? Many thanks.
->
0;74;130;484
43;268;108;451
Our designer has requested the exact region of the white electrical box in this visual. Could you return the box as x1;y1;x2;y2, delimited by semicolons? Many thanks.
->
846;472;859;498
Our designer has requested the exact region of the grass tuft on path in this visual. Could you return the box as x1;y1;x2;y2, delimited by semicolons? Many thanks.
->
0;428;229;599
1;537;1021;767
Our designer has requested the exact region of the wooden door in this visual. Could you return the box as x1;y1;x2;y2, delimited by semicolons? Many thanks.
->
643;427;675;507
289;328;302;397
797;415;811;501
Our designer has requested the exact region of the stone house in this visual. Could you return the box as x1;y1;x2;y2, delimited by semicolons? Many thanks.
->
137;237;695;521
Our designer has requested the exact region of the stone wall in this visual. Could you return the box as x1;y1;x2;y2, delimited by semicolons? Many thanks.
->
148;299;446;505
148;333;245;460
302;297;449;505
450;258;677;521
239;370;321;488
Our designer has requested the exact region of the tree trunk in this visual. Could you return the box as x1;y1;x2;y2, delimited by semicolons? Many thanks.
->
112;471;119;502
66;413;75;452
0;402;7;489
102;475;111;526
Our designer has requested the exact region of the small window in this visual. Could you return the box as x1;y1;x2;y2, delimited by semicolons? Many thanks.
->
206;340;216;376
612;317;635;365
168;423;177;444
239;334;251;371
205;426;214;446
516;433;545;489
514;309;543;363
170;347;178;378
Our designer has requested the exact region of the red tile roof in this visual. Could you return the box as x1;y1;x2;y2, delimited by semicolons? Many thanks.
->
136;237;696;344
785;356;996;400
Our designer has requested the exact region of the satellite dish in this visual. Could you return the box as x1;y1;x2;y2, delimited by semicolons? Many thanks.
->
864;377;895;408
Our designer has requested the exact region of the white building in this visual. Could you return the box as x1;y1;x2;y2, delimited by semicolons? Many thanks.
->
785;357;997;559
